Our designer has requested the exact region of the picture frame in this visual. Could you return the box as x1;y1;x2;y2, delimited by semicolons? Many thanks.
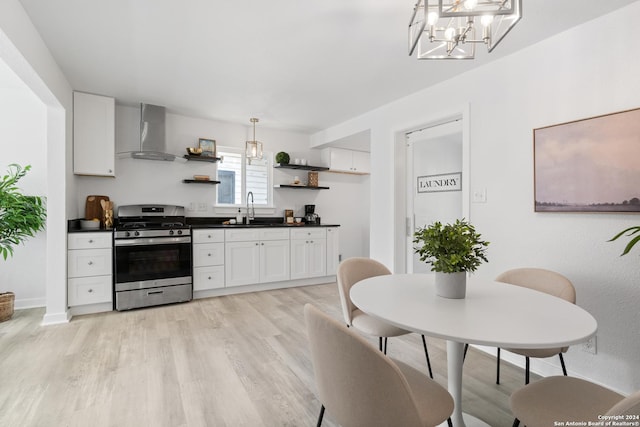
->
198;138;216;157
534;107;640;213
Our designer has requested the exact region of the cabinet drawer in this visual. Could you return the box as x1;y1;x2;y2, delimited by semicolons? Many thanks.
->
68;248;112;277
225;229;261;242
193;265;225;291
258;228;289;241
193;229;225;243
290;228;326;240
193;243;224;267
68;275;112;306
68;232;112;249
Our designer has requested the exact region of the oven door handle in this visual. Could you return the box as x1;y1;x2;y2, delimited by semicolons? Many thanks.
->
115;236;191;246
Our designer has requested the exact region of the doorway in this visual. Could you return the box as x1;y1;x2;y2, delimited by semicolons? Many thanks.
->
405;120;464;273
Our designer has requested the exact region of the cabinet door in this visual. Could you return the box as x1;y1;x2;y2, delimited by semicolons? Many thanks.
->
326;227;340;276
193;265;225;291
68;232;112;250
290;239;309;280
73;92;115;177
260;240;290;283
351;150;371;174
328;147;353;172
225;241;260;286
193;242;224;267
68;248;112;278
307;239;327;278
68;275;112;306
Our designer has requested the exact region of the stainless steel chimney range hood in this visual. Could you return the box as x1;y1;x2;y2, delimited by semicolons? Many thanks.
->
128;103;177;161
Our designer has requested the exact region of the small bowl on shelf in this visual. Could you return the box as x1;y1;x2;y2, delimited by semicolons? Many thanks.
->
186;147;203;156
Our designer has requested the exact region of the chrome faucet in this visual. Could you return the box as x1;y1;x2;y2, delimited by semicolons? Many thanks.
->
247;191;255;223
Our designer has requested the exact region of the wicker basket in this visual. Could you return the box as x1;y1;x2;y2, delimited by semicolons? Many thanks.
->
0;292;15;322
308;171;319;187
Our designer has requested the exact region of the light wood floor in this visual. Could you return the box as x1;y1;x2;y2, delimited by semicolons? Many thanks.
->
0;283;535;427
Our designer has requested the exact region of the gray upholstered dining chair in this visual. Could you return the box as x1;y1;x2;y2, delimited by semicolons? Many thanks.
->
304;303;454;427
337;257;434;378
494;267;577;385
511;376;640;427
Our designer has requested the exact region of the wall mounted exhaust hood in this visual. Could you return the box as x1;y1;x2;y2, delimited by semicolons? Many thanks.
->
128;103;176;161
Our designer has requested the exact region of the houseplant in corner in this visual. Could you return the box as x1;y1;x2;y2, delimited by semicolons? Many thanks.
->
413;219;489;299
609;226;640;256
0;164;47;322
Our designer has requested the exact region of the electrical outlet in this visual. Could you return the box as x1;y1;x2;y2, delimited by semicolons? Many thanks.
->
197;202;207;212
472;188;487;203
582;336;597;354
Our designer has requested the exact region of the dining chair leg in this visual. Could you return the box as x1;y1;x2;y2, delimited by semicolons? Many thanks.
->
496;347;501;384
525;356;530;385
383;337;388;354
379;337;383;352
447;417;453;427
512;417;520;427
316;404;325;427
463;343;469;360
421;335;433;379
559;353;567;376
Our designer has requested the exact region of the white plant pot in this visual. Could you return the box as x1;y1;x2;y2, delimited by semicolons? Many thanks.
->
435;272;467;299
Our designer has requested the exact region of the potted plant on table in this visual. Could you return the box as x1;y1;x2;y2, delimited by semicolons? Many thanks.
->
0;164;47;322
413;219;489;299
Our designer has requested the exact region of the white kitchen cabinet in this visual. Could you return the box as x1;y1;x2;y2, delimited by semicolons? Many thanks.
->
225;228;290;286
67;232;113;307
290;228;327;279
73;91;115;177
326;227;340;276
322;147;370;175
193;229;225;291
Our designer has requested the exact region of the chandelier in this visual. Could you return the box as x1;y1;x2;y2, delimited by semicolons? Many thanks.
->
409;0;522;60
245;118;263;162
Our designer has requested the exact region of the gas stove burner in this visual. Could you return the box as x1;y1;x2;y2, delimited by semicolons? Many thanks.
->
114;204;190;238
161;222;184;228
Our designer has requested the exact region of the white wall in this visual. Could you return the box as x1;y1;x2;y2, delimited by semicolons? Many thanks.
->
312;3;640;395
0;0;72;324
75;106;370;260
0;61;47;308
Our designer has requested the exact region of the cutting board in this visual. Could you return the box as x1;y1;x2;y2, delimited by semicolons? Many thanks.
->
85;195;110;220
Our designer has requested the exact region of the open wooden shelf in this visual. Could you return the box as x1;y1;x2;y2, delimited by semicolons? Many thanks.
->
184;155;221;162
274;163;329;172
275;185;329;190
183;179;221;184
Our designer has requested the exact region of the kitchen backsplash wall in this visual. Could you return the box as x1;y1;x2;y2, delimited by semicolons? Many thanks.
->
74;104;370;259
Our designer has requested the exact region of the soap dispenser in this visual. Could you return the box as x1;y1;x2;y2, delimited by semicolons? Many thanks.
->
236;208;243;224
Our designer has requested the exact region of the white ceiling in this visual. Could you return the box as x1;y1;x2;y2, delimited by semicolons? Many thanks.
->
17;0;638;133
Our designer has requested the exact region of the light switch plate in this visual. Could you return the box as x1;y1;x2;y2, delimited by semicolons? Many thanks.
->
472;188;487;203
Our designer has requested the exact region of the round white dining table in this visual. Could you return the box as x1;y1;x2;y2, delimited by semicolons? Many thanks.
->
350;273;598;427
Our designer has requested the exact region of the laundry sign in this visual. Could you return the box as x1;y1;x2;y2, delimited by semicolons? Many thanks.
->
417;172;462;193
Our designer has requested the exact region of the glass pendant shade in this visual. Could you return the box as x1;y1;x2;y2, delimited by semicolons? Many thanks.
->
245;118;263;161
409;0;521;59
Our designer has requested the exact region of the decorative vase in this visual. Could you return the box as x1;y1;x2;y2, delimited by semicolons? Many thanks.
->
435;272;467;299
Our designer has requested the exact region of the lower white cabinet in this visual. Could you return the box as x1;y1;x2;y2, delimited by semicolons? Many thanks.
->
326;227;340;276
193;229;225;291
290;228;327;279
67;232;113;307
225;228;290;286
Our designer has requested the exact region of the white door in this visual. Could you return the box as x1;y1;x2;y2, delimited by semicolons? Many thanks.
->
260;240;290;283
406;120;463;274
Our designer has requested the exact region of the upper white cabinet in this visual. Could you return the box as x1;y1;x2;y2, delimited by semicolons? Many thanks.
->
322;147;370;175
73;91;115;177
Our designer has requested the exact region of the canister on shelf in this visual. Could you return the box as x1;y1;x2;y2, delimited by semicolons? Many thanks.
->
308;171;318;187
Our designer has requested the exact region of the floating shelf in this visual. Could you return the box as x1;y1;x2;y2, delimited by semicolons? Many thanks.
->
183;179;221;184
274;163;329;171
275;185;329;190
184;155;221;162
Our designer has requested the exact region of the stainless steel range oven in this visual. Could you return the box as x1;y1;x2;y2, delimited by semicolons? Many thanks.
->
114;204;192;311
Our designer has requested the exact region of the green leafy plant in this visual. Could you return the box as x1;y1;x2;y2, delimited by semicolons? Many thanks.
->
275;151;290;164
413;219;489;273
608;226;640;256
0;164;47;260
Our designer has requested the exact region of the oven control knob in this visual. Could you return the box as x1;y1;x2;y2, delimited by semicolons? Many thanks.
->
169;230;174;236
125;231;131;237
134;231;140;237
177;230;182;235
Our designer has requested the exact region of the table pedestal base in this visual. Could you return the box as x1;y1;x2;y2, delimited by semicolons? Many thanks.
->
437;413;490;427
